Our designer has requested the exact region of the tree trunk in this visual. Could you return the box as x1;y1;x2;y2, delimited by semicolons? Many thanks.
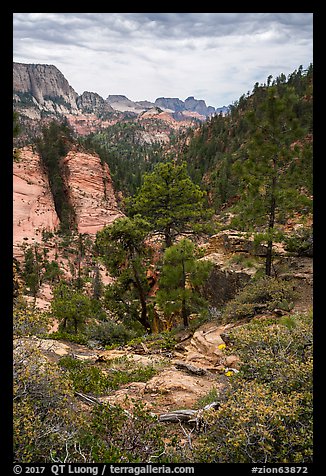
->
139;298;151;333
265;159;277;277
164;225;173;248
132;262;151;332
181;258;189;327
181;296;188;327
265;239;273;277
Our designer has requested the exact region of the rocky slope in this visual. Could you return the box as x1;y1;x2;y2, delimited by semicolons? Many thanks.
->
77;91;114;116
29;318;238;414
106;94;151;113
20;224;313;414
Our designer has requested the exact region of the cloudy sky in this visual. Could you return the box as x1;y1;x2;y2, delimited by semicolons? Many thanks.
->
13;13;313;107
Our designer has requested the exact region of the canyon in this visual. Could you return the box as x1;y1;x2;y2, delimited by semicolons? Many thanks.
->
13;145;123;258
12;55;314;464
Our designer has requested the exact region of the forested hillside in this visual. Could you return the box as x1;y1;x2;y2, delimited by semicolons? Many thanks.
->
79;120;164;196
13;65;313;464
181;64;313;209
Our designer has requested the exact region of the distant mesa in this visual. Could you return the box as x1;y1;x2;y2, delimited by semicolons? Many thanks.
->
215;105;230;116
77;91;114;114
155;97;185;113
13;62;228;123
155;96;217;117
106;94;155;113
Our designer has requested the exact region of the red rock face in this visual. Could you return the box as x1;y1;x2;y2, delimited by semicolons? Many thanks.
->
62;148;124;234
14;146;123;259
13;146;59;257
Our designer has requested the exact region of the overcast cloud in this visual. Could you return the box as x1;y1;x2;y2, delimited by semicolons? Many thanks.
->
13;13;313;107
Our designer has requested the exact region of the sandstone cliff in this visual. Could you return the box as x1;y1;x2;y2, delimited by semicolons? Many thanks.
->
14;146;124;259
13;146;59;257
155;97;185;112
62;148;124;234
155;96;216;116
184;96;215;116
106;95;149;113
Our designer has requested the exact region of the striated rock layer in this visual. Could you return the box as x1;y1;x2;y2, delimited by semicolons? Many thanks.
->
14;146;124;259
13;146;59;257
62;148;124;234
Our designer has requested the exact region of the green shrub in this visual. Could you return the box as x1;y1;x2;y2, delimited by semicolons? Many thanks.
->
13;297;50;336
48;331;89;345
59;356;111;394
194;380;312;463
59;356;157;396
194;312;313;463
228;253;259;269
226;312;313;392
195;387;220;409
86;320;140;347
81;401;168;463
222;276;296;323
284;227;313;256
13;342;82;463
127;330;177;351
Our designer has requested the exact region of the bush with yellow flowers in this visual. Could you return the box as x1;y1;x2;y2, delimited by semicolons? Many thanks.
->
13;296;50;337
225;312;313;393
193;312;313;463
13;297;86;462
194;379;312;463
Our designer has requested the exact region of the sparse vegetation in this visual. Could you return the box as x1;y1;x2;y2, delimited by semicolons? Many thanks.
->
284;226;313;256
36;120;76;233
58;355;157;395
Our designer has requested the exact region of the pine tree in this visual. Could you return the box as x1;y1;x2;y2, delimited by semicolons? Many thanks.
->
36;121;76;233
23;246;40;297
232;85;312;275
128;161;213;248
51;282;91;334
13;111;20;138
156;239;212;327
92;265;103;300
95;217;152;331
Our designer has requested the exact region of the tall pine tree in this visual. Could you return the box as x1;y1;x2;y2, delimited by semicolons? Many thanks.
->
128;161;213;248
232;85;312;275
95;217;152;331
